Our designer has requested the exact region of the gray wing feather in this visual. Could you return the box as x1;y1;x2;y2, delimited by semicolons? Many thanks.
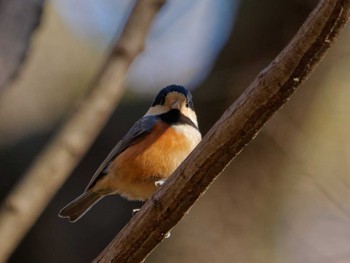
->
85;115;158;191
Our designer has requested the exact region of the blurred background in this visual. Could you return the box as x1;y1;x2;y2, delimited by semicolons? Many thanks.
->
1;0;350;262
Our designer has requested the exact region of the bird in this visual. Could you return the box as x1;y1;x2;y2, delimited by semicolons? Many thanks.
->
59;85;202;222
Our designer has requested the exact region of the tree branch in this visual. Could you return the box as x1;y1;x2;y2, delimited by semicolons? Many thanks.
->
0;0;45;91
0;0;165;261
94;0;350;262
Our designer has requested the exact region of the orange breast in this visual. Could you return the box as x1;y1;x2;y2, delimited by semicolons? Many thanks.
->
105;121;192;200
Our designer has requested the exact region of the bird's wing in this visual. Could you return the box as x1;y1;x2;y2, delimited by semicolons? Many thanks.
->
85;115;158;191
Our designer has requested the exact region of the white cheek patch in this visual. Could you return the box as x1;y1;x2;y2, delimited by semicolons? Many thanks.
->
144;105;167;116
181;107;198;127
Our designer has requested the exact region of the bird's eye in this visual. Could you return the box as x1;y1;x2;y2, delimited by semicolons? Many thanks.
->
185;101;189;107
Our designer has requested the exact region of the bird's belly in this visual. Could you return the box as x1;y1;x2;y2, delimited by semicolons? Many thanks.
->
108;123;195;200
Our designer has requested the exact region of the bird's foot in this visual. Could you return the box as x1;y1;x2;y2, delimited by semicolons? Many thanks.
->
132;208;140;215
163;231;171;239
155;180;165;187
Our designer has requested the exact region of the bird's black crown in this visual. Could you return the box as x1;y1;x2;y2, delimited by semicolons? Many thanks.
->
152;85;194;110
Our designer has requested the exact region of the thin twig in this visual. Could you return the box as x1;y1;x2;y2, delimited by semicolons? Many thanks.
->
94;0;350;262
0;0;165;261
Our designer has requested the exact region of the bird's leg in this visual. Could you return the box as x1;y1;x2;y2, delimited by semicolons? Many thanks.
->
132;180;166;216
132;180;164;216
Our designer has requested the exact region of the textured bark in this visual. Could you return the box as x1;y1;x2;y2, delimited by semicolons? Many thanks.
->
0;0;165;261
94;1;350;262
0;0;45;90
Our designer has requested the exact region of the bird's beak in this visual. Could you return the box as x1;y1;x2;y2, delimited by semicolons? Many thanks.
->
170;100;182;110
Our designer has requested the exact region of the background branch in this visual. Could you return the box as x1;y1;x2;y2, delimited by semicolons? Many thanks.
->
0;0;165;261
94;0;350;262
0;0;45;91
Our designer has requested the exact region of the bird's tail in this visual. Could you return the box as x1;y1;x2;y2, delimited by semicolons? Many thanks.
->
58;191;104;223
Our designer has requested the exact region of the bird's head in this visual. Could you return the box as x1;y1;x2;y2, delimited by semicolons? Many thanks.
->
145;85;198;126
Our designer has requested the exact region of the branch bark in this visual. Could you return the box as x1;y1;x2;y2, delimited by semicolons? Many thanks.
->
0;0;45;91
94;0;350;262
0;0;165;261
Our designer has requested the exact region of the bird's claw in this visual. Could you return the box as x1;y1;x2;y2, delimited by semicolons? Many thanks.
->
155;180;165;187
132;208;140;215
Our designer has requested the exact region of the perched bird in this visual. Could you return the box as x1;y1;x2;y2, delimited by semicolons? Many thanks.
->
59;85;202;222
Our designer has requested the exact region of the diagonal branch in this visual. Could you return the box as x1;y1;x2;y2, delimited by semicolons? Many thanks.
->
0;0;45;91
0;0;165;261
94;0;350;262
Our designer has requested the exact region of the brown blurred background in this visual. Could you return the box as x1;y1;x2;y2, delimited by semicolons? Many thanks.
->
1;0;350;262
